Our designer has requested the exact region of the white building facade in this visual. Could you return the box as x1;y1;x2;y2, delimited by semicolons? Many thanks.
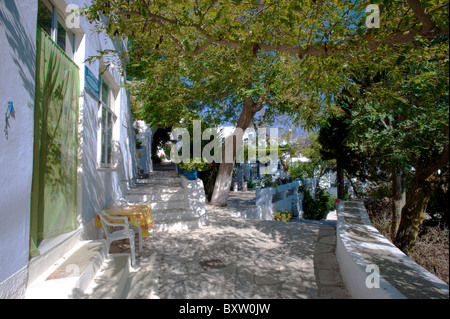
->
0;0;139;298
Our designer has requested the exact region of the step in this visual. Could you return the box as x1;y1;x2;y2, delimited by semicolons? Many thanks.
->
25;240;107;299
152;208;201;222
126;252;160;299
149;200;187;211
138;174;180;182
127;185;184;195
150;166;177;174
27;228;84;286
84;254;131;299
152;216;208;233
125;191;185;202
136;178;182;186
122;198;188;211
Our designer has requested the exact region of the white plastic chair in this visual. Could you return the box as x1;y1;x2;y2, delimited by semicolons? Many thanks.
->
97;210;137;266
113;200;143;252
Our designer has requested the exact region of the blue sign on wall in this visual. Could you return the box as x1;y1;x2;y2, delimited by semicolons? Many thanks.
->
85;65;100;100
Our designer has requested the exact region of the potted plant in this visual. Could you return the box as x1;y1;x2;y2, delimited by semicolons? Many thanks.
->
262;173;273;186
178;158;212;180
188;169;197;180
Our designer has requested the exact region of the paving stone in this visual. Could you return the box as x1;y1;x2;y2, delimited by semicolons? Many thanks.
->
315;253;338;270
254;284;279;299
236;269;253;280
255;273;280;285
280;283;307;299
318;269;344;286
319;286;351;299
315;242;335;253
236;271;255;299
320;231;337;239
319;235;337;245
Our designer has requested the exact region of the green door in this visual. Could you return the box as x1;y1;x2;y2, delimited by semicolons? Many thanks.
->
30;27;79;257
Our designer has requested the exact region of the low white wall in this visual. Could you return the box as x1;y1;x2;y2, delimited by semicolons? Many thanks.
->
336;200;449;299
180;176;209;225
232;182;302;221
255;181;302;220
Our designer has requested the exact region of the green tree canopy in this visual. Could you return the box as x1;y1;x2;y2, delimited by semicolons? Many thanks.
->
339;35;449;254
83;0;449;209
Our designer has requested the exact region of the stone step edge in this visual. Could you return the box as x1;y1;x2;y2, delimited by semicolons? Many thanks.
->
85;253;131;299
125;252;160;299
151;215;209;233
25;240;108;299
125;195;186;201
126;188;184;195
151;209;205;222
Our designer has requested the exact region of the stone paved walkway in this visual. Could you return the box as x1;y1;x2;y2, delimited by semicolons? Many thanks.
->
113;193;350;299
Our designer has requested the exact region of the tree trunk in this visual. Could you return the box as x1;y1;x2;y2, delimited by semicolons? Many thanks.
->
336;162;345;199
347;174;362;198
394;128;449;255
394;147;449;255
391;170;406;242
210;96;262;206
394;172;433;256
279;154;289;173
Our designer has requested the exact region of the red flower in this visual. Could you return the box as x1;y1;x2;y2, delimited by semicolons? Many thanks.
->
335;199;342;203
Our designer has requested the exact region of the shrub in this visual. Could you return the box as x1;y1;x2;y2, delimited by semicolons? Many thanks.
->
413;224;449;284
300;184;336;220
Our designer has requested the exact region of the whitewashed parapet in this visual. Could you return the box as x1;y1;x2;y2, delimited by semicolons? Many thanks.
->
297;192;304;219
255;187;273;220
180;176;209;226
336;200;449;299
254;181;302;220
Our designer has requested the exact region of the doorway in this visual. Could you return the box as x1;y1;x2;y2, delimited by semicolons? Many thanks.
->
29;27;79;258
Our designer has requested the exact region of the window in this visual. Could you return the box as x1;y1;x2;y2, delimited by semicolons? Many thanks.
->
37;0;75;59
37;0;52;36
99;77;114;168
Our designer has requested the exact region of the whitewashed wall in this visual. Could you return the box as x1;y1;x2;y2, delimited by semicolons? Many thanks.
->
0;0;38;298
66;0;138;226
0;0;138;298
135;120;153;175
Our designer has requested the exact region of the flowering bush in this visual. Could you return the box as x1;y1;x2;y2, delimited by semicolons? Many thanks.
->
273;210;291;222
